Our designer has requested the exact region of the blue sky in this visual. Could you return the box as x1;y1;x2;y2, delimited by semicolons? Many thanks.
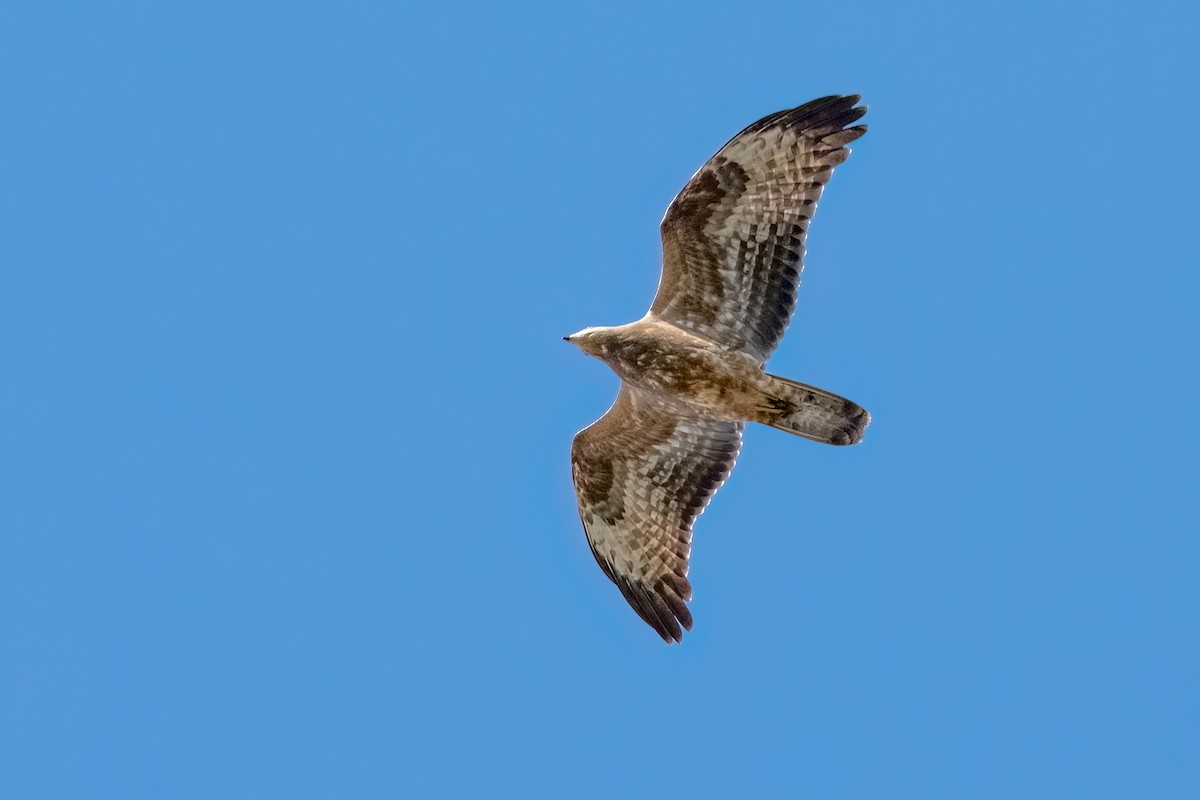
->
2;1;1197;797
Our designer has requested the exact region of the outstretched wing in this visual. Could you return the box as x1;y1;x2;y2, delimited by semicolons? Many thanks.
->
653;95;867;364
571;386;742;642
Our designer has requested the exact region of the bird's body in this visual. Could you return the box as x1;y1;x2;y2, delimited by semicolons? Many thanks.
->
567;95;871;642
570;319;867;442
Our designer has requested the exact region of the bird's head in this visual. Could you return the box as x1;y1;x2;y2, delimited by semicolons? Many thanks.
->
563;326;615;359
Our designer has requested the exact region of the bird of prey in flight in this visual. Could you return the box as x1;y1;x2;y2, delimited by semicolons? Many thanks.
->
565;95;870;642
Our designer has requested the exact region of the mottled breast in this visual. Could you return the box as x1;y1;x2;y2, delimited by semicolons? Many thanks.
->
606;321;760;416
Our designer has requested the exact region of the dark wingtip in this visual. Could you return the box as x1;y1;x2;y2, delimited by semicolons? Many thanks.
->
789;94;867;131
735;94;868;144
614;575;692;644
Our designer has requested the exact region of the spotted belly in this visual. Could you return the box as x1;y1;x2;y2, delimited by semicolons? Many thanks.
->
610;341;763;420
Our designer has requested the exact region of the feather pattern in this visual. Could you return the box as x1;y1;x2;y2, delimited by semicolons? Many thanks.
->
653;95;867;363
571;386;742;643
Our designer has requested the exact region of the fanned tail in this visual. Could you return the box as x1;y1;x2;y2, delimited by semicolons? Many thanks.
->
757;374;870;445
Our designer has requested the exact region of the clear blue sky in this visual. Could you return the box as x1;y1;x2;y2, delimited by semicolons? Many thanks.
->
2;1;1197;797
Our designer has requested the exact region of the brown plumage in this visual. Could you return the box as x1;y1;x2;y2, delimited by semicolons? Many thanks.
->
567;95;871;642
